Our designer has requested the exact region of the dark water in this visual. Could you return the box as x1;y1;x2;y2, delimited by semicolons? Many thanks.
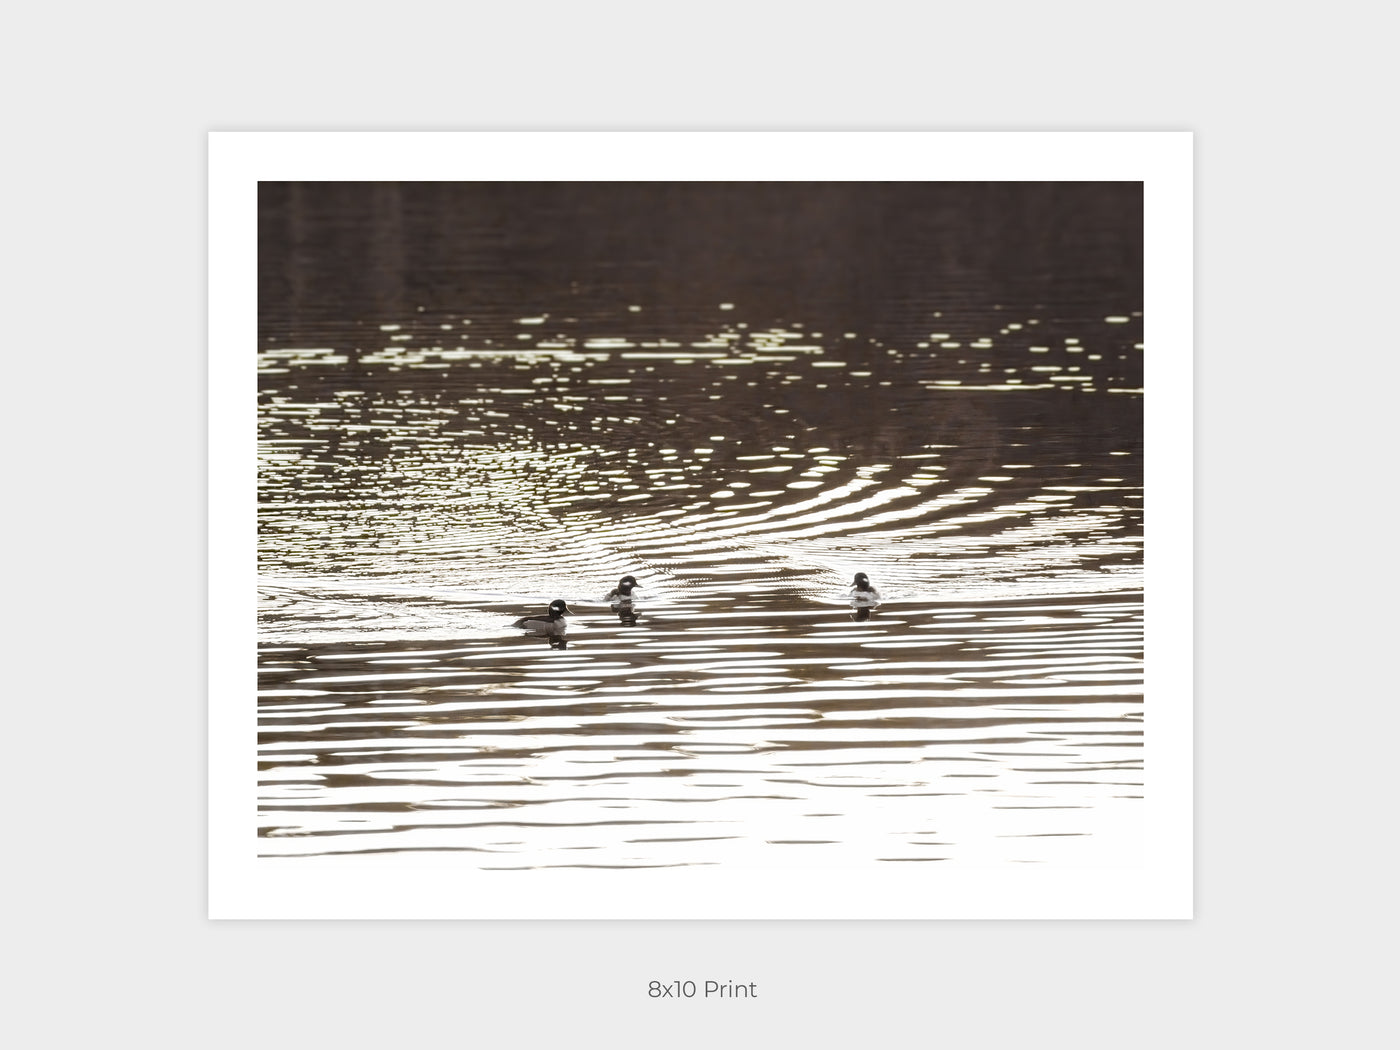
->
257;183;1144;868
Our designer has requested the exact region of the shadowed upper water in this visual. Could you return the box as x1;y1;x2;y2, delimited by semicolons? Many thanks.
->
257;296;1143;869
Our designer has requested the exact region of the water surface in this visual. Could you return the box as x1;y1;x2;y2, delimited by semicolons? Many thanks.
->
256;183;1144;869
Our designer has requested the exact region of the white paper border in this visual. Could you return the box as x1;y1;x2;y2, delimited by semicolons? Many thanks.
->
210;131;1193;919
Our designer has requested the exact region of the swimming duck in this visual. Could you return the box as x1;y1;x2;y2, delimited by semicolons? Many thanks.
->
603;575;641;603
849;572;882;602
512;599;571;635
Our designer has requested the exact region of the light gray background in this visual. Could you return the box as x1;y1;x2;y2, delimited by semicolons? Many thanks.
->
11;3;1391;1045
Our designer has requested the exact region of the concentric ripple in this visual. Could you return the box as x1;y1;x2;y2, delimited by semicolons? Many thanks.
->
258;304;1143;867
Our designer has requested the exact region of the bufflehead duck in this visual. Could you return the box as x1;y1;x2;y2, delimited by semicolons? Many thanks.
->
603;575;641;603
513;599;571;635
849;573;882;602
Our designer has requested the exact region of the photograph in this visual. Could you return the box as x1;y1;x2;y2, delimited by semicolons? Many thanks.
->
16;3;1390;1038
211;133;1192;918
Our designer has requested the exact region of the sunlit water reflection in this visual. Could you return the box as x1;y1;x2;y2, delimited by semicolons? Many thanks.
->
258;302;1143;868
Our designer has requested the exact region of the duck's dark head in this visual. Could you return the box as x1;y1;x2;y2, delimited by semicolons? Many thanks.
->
853;572;871;589
548;599;571;619
618;575;640;595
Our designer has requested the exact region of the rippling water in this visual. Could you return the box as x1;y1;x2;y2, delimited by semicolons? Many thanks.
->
256;183;1144;869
